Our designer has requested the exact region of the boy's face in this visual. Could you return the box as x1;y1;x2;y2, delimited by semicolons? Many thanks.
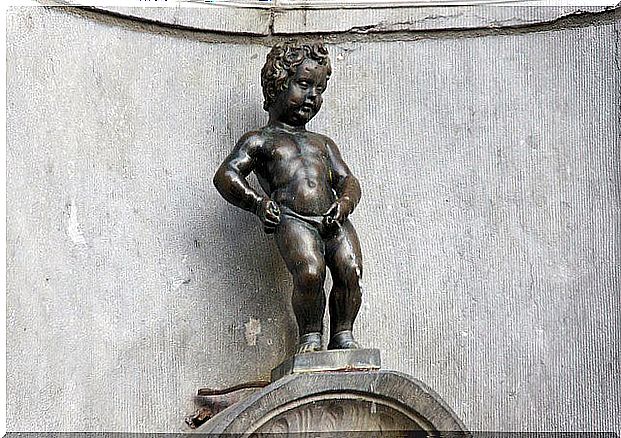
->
275;58;329;126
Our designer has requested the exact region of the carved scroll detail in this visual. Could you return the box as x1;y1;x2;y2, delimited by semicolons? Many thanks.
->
251;397;423;434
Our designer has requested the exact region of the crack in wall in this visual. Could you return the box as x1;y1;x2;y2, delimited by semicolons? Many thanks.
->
344;12;466;33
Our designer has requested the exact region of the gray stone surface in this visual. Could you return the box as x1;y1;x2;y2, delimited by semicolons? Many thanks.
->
6;4;620;434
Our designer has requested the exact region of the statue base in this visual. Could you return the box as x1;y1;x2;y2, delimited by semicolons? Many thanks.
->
192;350;470;436
271;348;381;381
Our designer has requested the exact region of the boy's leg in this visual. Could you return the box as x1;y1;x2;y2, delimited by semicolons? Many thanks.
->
274;215;327;353
325;220;363;349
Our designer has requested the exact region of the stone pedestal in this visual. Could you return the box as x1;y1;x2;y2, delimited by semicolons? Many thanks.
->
195;350;469;436
271;348;381;381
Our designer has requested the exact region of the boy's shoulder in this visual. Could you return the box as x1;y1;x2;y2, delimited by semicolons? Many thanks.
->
306;129;337;146
237;129;268;149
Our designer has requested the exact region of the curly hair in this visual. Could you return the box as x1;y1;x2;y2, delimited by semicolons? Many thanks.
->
260;41;332;111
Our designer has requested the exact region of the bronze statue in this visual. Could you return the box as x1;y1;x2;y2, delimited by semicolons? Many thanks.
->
214;42;363;354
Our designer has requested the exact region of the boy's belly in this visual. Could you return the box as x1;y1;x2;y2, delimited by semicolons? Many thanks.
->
271;177;334;216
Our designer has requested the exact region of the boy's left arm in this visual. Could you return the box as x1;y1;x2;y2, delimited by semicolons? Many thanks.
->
325;137;361;224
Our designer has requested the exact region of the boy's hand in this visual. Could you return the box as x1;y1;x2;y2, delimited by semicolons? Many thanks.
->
324;196;354;226
256;198;281;234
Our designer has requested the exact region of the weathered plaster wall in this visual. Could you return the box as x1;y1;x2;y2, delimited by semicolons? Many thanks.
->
6;5;620;433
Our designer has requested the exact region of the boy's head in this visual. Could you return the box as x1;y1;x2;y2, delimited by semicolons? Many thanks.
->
261;42;332;123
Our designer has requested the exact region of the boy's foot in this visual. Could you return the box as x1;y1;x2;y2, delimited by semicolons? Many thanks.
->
327;330;361;350
296;332;322;354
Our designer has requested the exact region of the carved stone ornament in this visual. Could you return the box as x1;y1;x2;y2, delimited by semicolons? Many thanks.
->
194;370;469;436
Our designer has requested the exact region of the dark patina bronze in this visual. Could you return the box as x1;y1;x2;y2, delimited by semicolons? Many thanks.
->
213;42;363;354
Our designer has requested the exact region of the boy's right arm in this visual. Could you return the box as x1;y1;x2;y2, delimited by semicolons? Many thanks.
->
213;132;280;233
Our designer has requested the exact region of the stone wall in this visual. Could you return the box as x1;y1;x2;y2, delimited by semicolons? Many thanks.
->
6;3;620;433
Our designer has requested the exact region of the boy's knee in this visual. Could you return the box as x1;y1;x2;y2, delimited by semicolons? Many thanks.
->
345;259;362;283
332;261;362;290
294;264;325;290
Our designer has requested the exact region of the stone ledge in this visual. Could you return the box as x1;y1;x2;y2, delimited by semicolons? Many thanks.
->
272;5;613;34
48;1;615;36
53;1;273;35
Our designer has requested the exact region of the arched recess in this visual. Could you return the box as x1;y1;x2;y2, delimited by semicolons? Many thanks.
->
52;0;615;38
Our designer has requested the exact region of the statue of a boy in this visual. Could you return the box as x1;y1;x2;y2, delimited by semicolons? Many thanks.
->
214;42;363;354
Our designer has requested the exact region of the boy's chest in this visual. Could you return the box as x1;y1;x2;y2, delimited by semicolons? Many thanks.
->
264;135;328;163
